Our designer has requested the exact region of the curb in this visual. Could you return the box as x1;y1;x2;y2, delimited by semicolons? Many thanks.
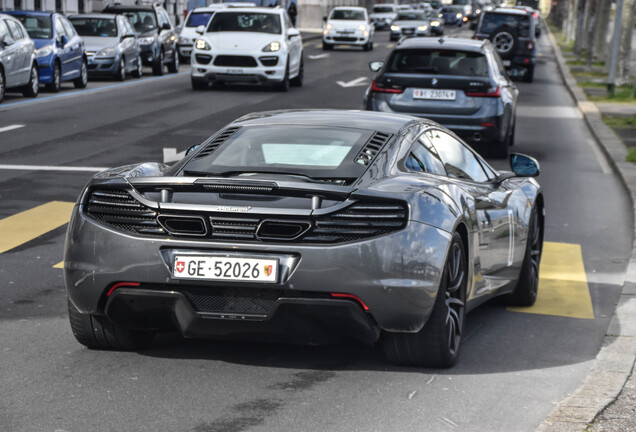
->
536;25;636;432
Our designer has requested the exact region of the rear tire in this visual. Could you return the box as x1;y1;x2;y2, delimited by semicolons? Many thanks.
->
46;62;61;92
21;64;39;98
382;232;467;368
490;26;518;60
67;299;154;350
503;205;542;306
73;59;88;88
0;67;6;103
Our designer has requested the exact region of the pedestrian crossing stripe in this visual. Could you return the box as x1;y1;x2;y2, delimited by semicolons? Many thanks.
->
0;201;74;254
508;242;594;319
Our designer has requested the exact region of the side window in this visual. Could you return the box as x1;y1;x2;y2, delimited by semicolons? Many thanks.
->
55;17;67;40
283;12;292;29
61;18;76;38
425;129;490;182
157;8;170;28
6;20;25;40
0;20;10;41
405;134;446;175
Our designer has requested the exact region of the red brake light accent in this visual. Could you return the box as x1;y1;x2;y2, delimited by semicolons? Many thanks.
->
480;122;495;127
331;293;370;311
533;12;537;17
106;282;140;297
371;80;404;94
466;85;501;98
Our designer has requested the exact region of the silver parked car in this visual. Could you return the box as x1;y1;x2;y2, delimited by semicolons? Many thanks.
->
390;10;432;40
0;13;39;103
364;37;518;157
69;14;142;81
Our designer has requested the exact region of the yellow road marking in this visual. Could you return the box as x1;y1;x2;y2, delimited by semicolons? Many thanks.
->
508;242;594;319
53;261;64;268
0;201;74;254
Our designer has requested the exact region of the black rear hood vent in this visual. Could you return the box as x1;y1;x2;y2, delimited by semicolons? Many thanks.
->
355;131;392;167
193;127;241;159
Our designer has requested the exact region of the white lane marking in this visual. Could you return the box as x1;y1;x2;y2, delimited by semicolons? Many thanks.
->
308;53;329;60
0;164;108;172
163;148;186;163
586;139;612;174
337;77;368;88
516;105;582;119
0;71;189;111
0;124;25;133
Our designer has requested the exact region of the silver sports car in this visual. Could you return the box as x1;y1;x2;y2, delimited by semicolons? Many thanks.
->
64;110;544;368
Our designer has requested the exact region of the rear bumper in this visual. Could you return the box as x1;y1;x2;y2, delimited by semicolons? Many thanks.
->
103;287;381;344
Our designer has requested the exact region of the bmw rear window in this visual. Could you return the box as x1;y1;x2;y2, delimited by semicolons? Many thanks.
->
480;13;531;37
13;15;52;39
388;49;489;76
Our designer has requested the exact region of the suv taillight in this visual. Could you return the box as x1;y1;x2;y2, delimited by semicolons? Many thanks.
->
371;80;404;94
466;85;501;98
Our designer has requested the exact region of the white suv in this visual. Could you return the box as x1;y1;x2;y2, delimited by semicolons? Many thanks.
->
323;7;374;51
190;7;303;91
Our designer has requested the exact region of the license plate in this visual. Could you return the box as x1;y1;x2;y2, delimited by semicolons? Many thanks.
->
226;68;244;75
503;60;511;67
173;255;278;283
413;89;456;100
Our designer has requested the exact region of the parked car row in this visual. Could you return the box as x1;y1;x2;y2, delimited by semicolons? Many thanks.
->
0;2;179;103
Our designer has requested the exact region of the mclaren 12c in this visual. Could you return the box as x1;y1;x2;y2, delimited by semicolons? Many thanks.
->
64;110;544;368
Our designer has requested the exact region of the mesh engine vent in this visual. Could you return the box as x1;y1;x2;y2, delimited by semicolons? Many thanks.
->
355;131;392;166
85;189;163;235
194;127;241;159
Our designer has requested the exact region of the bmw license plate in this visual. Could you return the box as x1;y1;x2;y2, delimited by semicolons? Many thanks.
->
413;89;456;100
173;256;278;283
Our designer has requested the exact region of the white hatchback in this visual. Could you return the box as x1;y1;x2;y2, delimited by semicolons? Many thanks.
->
190;7;303;91
323;7;374;51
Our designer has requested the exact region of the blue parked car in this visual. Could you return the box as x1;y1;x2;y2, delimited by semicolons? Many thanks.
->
5;11;87;92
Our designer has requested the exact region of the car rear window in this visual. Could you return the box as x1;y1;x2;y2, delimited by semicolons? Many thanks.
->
208;12;281;34
12;15;52;39
121;11;157;32
373;6;395;13
186;12;213;27
388;49;489;76
480;13;531;37
330;9;366;20
69;18;117;37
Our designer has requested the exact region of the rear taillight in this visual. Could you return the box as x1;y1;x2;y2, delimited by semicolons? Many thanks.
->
532;12;537;17
466;85;501;98
371;80;404;94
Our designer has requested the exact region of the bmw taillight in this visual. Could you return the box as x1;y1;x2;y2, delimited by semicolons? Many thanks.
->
371;80;404;94
466;85;501;98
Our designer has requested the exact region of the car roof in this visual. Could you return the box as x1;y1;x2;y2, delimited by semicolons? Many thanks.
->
103;5;157;11
69;13;119;20
332;6;366;10
487;7;529;15
231;110;421;134
215;7;282;13
397;37;487;52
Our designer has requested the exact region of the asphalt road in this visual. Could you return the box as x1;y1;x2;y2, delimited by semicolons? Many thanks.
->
0;26;632;432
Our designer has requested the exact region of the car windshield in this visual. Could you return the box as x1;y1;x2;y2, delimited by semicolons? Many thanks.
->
186;12;214;27
441;6;464;12
372;6;395;13
184;126;368;179
480;13;531;37
330;9;366;20
12;15;52;39
122;11;157;32
69;18;118;37
395;12;426;20
388;49;490;76
207;12;281;34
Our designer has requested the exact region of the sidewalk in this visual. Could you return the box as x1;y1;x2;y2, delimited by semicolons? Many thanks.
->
536;26;636;432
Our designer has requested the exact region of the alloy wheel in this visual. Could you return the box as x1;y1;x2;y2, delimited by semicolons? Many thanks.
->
494;32;514;54
444;240;466;356
528;209;542;297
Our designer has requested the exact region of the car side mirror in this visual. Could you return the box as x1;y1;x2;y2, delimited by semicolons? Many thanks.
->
161;22;172;30
287;28;300;39
122;32;136;41
369;61;384;72
59;34;68;47
510;153;540;177
196;25;205;35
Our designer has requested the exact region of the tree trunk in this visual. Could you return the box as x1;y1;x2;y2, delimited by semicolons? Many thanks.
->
585;0;597;68
615;0;635;84
593;0;612;63
573;0;588;58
